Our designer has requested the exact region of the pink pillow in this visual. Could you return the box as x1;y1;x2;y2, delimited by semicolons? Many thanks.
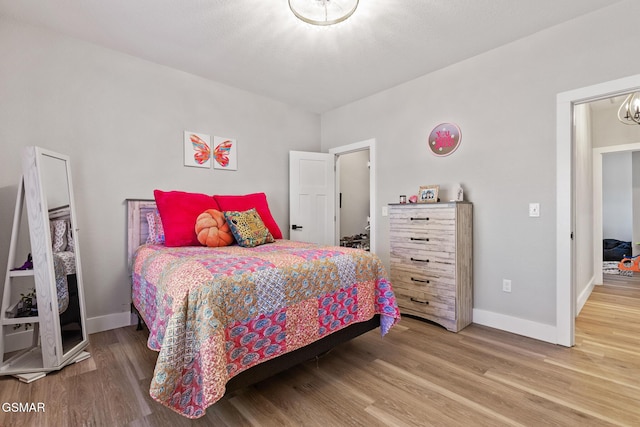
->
214;192;282;239
154;190;220;247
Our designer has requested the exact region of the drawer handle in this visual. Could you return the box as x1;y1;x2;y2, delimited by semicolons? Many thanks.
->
411;277;430;283
410;217;429;221
410;257;429;263
410;237;430;241
410;297;429;305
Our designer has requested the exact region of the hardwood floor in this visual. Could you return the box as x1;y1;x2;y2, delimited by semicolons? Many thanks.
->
1;276;639;426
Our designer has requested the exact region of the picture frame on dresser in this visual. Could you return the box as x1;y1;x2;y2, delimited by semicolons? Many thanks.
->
418;185;439;203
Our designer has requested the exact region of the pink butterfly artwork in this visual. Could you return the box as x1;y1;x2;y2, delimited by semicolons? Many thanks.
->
190;133;211;165
214;140;232;167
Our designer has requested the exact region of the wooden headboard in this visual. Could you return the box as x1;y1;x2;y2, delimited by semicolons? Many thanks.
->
49;204;71;221
126;199;157;266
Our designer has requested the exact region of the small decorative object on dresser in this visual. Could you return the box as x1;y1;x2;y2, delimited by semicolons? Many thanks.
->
455;184;464;202
389;201;473;332
418;185;439;203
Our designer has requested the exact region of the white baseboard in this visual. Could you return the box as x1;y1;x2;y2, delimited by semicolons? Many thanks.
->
6;309;561;352
86;311;137;335
4;311;137;353
472;308;558;344
576;276;596;316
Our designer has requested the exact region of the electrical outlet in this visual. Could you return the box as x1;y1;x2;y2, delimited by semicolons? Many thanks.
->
502;279;512;293
529;203;540;217
382;206;388;217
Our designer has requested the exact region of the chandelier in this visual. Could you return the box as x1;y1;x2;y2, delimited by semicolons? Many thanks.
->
617;92;640;125
289;0;359;26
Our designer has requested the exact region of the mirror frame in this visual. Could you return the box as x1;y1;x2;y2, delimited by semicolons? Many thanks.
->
22;146;88;368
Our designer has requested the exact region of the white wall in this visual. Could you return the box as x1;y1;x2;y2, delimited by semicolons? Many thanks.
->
602;151;632;242
320;0;640;336
592;104;640;148
574;103;594;307
0;17;320;330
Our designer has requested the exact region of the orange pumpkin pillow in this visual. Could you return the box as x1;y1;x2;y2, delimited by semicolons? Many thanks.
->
195;209;234;247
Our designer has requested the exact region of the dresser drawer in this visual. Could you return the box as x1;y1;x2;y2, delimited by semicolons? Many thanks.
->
390;266;456;298
389;251;456;276
389;231;456;253
394;287;456;321
389;217;455;236
389;205;456;221
390;204;455;228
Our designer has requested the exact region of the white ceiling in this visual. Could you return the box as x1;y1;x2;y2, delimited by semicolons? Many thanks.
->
0;0;622;113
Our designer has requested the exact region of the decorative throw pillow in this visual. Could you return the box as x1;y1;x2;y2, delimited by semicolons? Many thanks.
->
195;209;234;247
154;190;220;247
214;193;282;239
224;208;275;248
50;219;67;253
146;210;166;245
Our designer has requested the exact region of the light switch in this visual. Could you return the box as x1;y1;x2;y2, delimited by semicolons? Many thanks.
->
529;203;540;217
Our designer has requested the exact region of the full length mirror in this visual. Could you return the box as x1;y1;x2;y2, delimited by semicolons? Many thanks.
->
39;152;87;359
22;146;88;370
1;147;89;379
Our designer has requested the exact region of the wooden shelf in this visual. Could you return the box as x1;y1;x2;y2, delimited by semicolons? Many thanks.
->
0;346;46;376
8;270;34;278
2;316;40;326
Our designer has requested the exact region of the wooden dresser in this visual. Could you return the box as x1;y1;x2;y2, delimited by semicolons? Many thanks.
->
389;202;472;332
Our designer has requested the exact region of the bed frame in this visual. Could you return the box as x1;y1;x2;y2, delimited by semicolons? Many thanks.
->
125;198;379;392
49;204;71;221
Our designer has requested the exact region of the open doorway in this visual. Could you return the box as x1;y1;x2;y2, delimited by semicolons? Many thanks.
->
557;73;640;347
337;150;370;251
593;143;640;282
573;96;640;314
329;139;377;253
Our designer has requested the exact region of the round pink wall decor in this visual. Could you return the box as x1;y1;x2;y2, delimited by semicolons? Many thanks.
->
428;123;461;156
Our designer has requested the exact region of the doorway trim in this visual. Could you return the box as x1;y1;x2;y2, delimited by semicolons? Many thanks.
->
329;139;377;253
557;74;640;347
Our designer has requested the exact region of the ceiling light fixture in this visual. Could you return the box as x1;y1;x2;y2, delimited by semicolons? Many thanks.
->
618;92;640;125
289;0;359;26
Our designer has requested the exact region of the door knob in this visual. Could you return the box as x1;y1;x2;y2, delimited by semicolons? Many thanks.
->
291;224;303;230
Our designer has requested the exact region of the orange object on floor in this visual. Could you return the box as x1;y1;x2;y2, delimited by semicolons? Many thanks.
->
618;256;640;271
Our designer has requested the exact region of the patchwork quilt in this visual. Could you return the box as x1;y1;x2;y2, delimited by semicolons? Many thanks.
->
53;253;69;314
131;240;400;418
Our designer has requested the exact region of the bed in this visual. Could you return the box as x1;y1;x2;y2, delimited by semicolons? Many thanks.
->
127;197;400;419
50;205;76;315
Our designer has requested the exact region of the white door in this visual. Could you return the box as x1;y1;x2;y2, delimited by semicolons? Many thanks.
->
289;151;335;245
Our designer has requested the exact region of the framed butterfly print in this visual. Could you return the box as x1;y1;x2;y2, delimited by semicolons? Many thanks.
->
213;136;237;171
184;131;212;168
